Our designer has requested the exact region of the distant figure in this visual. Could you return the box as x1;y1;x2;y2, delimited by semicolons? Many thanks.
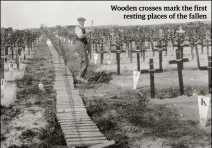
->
74;17;92;83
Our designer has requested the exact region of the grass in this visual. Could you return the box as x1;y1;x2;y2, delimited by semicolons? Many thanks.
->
82;90;210;147
1;33;66;148
0;104;21;121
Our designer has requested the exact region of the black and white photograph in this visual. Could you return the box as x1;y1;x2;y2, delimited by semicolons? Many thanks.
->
1;1;211;148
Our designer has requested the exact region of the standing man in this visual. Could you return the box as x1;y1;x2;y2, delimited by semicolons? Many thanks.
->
74;17;92;83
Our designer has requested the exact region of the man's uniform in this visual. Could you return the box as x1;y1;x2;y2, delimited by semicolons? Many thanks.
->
74;23;89;78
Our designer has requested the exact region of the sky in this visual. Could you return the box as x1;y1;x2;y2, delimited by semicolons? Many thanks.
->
1;1;211;29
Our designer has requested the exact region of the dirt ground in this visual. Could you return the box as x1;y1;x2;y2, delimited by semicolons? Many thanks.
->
59;38;211;148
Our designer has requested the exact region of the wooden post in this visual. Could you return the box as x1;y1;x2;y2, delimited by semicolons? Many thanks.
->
24;45;26;60
149;59;155;98
4;46;8;63
126;40;129;58
191;42;195;60
5;57;7;63
194;41;201;69
11;47;14;59
150;40;155;56
5;46;8;55
1;56;4;79
100;42;104;65
169;49;189;95
135;50;140;71
208;56;211;93
179;45;184;70
159;50;163;70
89;40;92;59
130;41;133;63
164;38;168;56
152;41;166;72
95;40;98;53
28;42;31;55
111;43;125;75
201;37;204;54
116;50;120;75
141;48;146;62
16;48;20;71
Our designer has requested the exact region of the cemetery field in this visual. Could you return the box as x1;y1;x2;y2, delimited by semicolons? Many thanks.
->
1;2;211;147
58;40;211;148
1;35;67;148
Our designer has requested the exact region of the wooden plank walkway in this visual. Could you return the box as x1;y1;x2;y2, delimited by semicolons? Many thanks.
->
47;39;115;148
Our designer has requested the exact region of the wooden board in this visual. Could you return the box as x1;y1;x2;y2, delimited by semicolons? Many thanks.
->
49;42;114;148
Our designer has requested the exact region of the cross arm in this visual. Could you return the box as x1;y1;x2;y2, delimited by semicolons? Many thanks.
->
169;58;189;64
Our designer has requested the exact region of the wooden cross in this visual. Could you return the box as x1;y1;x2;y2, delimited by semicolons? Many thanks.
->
122;37;130;58
11;46;14;59
15;47;20;71
170;35;176;50
169;49;189;95
138;38;148;62
199;37;205;54
194;39;208;70
151;40;167;72
173;34;188;70
3;45;9;63
99;37;107;64
4;45;9;56
196;36;210;55
132;48;141;71
93;38;98;53
110;43;125;75
149;58;156;98
23;44;26;60
128;38;133;63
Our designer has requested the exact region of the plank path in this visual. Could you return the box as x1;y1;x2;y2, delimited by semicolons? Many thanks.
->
46;39;114;148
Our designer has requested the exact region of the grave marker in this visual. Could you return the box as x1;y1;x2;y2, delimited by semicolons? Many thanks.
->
149;59;156;98
134;49;141;71
94;53;98;64
110;43;125;75
194;40;208;70
198;96;211;127
16;49;20;71
99;38;107;64
133;69;140;89
152;40;167;71
11;47;14;59
5;46;9;56
169;49;189;95
129;41;133;63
